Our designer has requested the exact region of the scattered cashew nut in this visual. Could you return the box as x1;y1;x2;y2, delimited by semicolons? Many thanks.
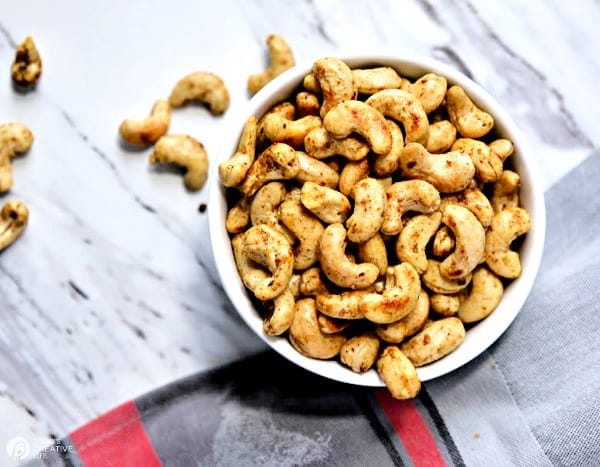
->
248;34;295;94
168;71;230;115
0;200;29;251
0;123;34;193
376;346;421;399
219;115;257;188
119;99;171;147
11;36;42;88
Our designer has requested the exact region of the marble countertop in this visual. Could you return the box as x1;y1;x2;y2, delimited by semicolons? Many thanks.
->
1;0;598;456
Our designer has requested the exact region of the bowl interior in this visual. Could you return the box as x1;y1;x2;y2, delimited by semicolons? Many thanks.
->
208;54;546;386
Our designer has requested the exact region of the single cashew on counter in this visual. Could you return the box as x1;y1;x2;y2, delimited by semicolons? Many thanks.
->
221;56;532;400
11;36;42;88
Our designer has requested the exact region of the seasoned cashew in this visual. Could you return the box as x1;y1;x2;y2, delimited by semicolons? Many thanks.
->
401;317;465;366
225;196;250;234
231;234;269;291
313;57;356;117
339;159;370;197
296;91;321;117
485;207;531;279
288;273;302;299
376;346;421;400
119;99;171;147
446;85;494;138
318;313;350;334
357;233;388;276
264;288;295;336
257;102;296;145
489;138;514;163
318;223;379;289
373;119;404;177
295;151;339;188
422;259;471;294
278;197;325;270
430;293;460;317
360;263;421;324
248;34;295;94
300;181;351;224
441;187;494;228
432;226;455;258
458;266;504;323
168;71;230;115
250;182;293;242
323;100;392;155
340;332;380;373
439;204;485;279
396;212;442;274
375;290;429;343
316;290;369;320
491;170;521;213
304;127;370;161
400;142;475;193
240;143;298;197
346;178;386;243
289;298;346;359
11;36;42;88
425;120;457;154
382;180;440;236
242;224;294;300
452;138;502;183
302;72;321;93
401;73;447;114
351;67;403;94
0;200;29;251
219;115;257;188
0;123;34;193
300;267;330;297
365;88;429;144
149;134;209;191
260;112;322;148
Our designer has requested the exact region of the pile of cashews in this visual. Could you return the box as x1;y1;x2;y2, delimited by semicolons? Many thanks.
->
220;55;532;400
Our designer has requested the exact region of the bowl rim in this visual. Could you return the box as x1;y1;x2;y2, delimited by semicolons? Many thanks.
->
208;52;546;387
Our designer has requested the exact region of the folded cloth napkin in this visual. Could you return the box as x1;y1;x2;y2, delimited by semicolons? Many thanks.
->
26;151;600;467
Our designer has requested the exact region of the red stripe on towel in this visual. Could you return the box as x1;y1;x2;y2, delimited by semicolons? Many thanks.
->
375;389;446;467
70;400;161;467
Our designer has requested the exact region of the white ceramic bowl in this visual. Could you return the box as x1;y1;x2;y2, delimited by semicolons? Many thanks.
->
208;53;546;386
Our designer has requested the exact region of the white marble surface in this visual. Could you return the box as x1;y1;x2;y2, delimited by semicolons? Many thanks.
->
0;0;598;459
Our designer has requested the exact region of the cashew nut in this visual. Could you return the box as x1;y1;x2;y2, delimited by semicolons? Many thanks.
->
11;36;42;88
302;72;321;93
382;180;440;236
323;100;392;155
296;91;321;117
257;102;296;146
318;223;379;289
300;181;350;224
446;85;494;138
360;263;421;324
231;233;269;291
250;182;293;242
339;158;370;197
357;233;388;276
0;123;34;193
439;204;485;279
376;346;421;399
288;298;346;359
0;200;29;251
432;226;455;258
149;134;209;191
313;57;356;117
264;288;296;336
248;34;295;94
373;119;404;177
489;138;514;163
375;290;429;343
425;120;457;154
240;143;298;197
491;170;521;213
278;197;325;270
396;212;442;274
458;266;504;323
422;259;472;294
304;127;370;161
219;115;257;188
351;67;403;94
119;99;171;147
400;142;475;193
452;138;502;183
318;313;350;334
260;112;322;148
430;293;460;317
300;267;330;297
401;73;447;114
168;71;230;115
346;178;386;243
441;187;494;228
316;290;369;320
485;207;531;279
401;317;465;366
295;151;340;188
242;224;295;300
365;88;429;144
340;332;380;373
225;196;251;234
